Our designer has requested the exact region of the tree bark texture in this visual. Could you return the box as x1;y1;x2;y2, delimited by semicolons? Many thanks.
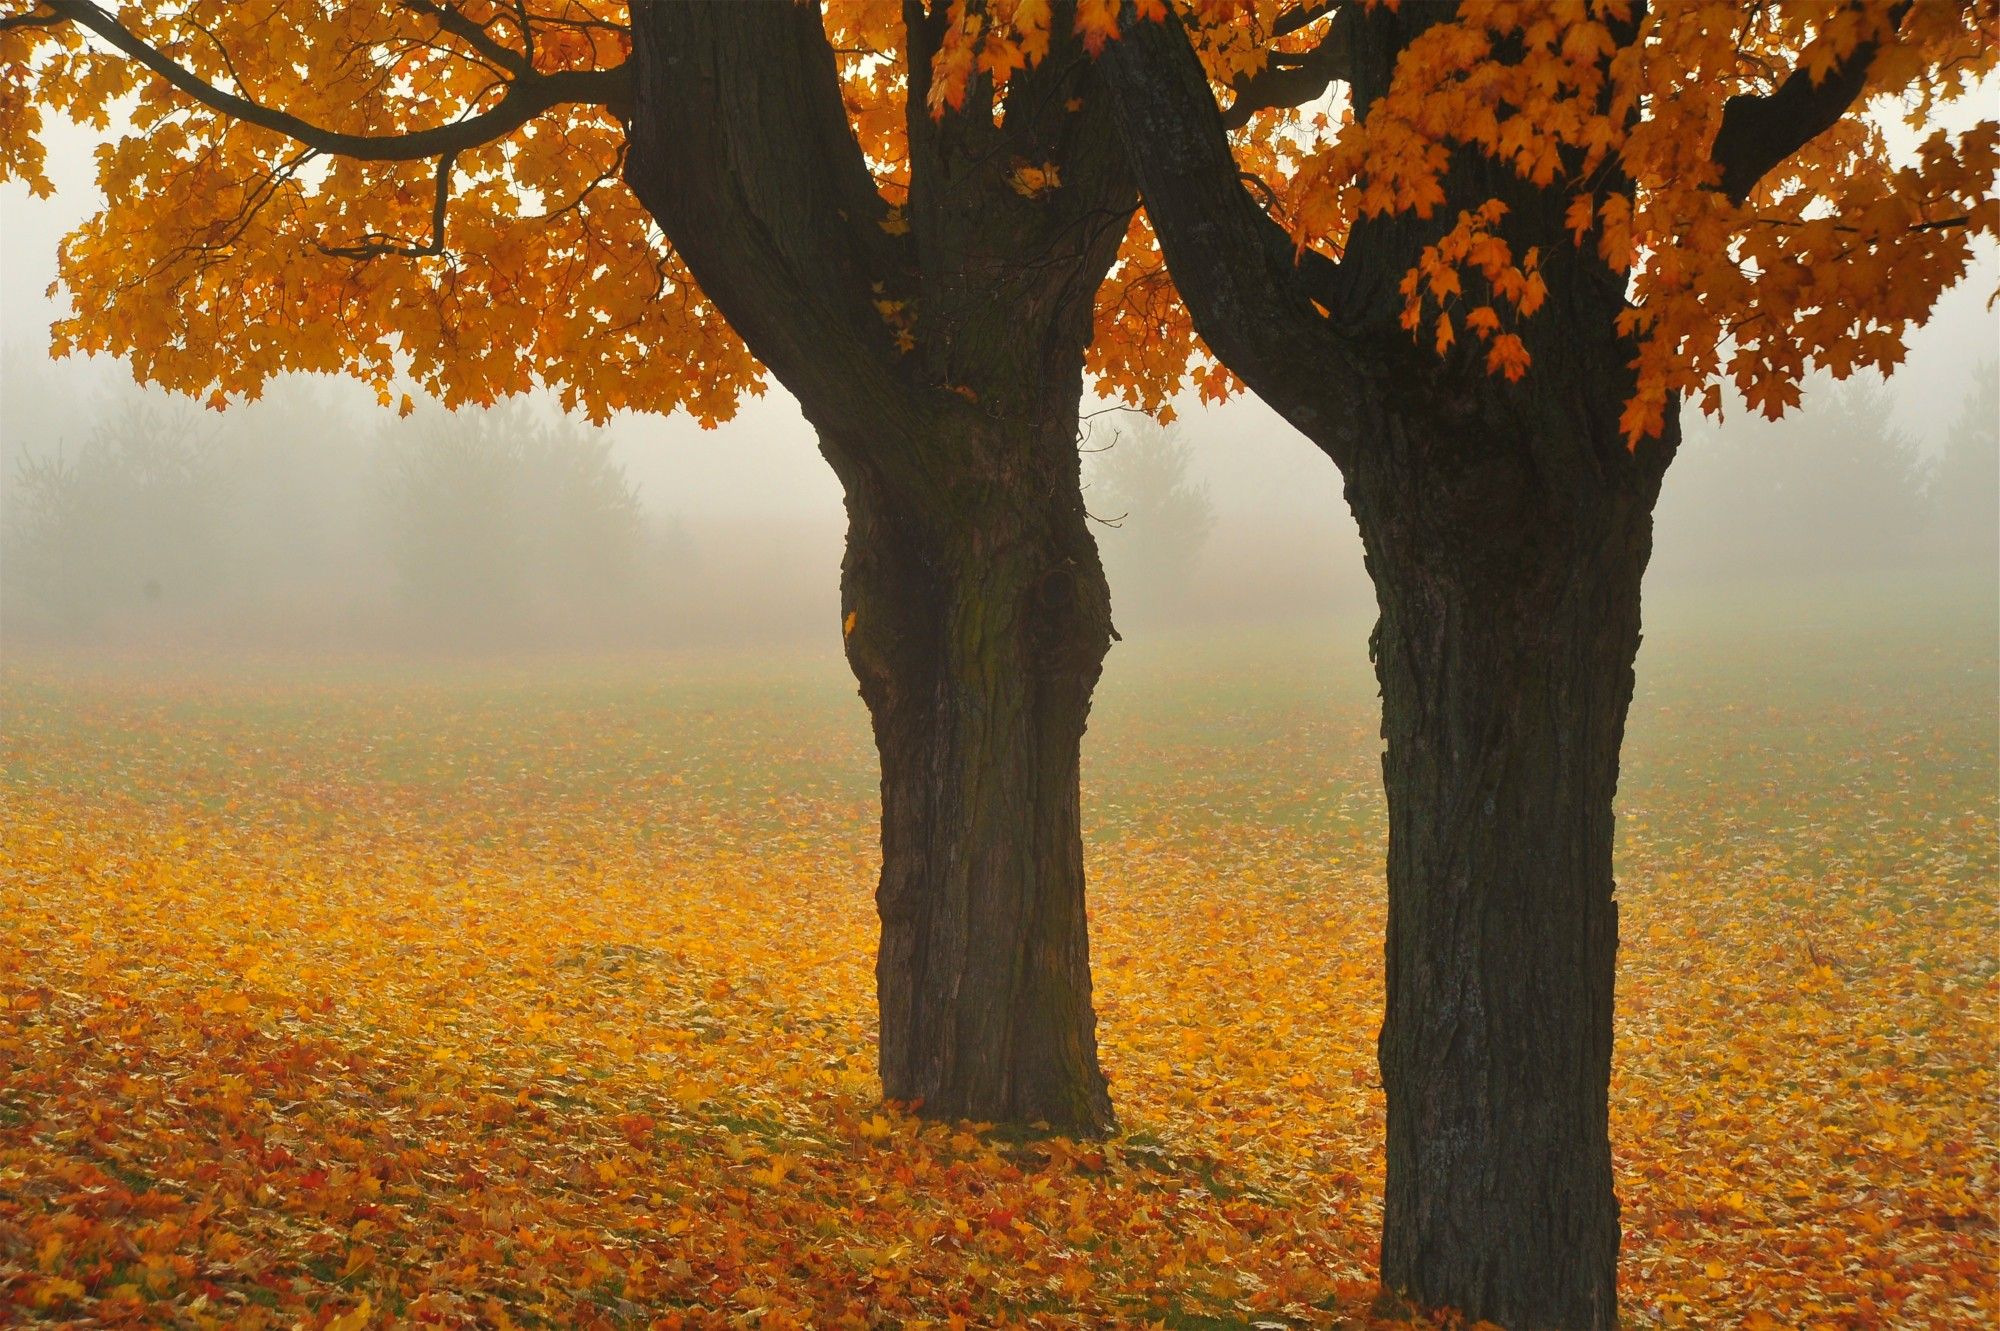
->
1345;374;1674;1329
625;1;1131;1134
836;411;1114;1131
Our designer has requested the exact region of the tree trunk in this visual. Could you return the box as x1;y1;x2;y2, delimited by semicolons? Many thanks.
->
1093;3;1698;1320
622;0;1134;1136
1352;386;1674;1329
829;409;1116;1136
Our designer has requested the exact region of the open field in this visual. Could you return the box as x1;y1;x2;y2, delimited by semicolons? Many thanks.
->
2;580;1995;1329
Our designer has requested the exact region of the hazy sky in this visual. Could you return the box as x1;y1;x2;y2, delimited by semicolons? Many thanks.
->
0;146;1349;545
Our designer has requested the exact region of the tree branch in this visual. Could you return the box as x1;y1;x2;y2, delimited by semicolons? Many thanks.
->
136;144;321;291
1220;5;1358;131
316;150;459;259
1710;1;1911;205
397;0;531;76
1273;1;1342;40
625;1;922;456
1097;1;1368;465
41;0;628;163
0;7;64;33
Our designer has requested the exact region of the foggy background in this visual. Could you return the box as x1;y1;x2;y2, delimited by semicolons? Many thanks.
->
2;113;1995;657
2;348;1992;655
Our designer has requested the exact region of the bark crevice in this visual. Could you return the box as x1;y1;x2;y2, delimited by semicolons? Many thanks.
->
1349;383;1675;1329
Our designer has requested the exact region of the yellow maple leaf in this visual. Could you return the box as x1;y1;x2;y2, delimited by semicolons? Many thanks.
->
326;1297;373;1331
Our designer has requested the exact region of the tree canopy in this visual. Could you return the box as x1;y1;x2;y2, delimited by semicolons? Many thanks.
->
3;2;714;420
945;0;1996;437
2;2;1989;441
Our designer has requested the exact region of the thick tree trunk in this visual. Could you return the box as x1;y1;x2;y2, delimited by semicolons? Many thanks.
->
829;411;1116;1135
1351;385;1674;1329
623;1;1133;1136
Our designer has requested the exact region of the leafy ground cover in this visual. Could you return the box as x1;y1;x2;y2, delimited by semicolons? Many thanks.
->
2;582;1994;1328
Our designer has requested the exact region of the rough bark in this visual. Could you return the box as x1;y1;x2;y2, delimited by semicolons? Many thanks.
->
624;1;1132;1134
1368;527;1628;1329
835;409;1115;1132
1345;371;1676;1328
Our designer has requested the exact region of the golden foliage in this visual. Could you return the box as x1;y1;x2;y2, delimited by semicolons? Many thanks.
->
1231;0;1994;440
6;3;1986;436
2;642;1992;1328
937;0;1997;439
1;2;750;425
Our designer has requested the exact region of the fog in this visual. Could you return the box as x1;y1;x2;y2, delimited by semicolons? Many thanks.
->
2;135;1995;658
4;345;1992;655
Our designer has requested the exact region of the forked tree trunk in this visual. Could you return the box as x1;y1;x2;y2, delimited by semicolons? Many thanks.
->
829;411;1116;1135
1351;393;1675;1330
622;0;1133;1137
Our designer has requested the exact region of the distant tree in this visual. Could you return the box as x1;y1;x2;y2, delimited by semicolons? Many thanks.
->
1087;420;1216;628
0;342;66;478
223;380;380;617
1656;380;1929;582
2;394;229;634
518;414;648;626
377;404;643;643
1926;361;1999;570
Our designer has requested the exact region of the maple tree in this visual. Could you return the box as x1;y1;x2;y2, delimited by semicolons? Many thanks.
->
1067;0;1987;1326
0;0;1151;1135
